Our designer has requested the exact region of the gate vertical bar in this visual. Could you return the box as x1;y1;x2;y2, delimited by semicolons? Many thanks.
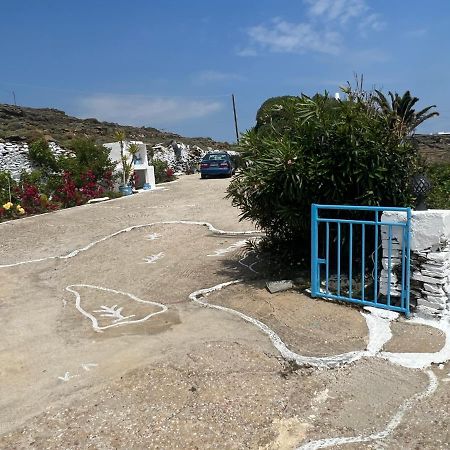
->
373;211;379;303
311;204;319;297
361;224;365;301
337;222;341;296
349;223;353;298
405;208;411;317
387;225;392;307
401;224;406;311
325;222;330;293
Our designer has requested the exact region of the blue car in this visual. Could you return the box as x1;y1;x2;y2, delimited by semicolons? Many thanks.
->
200;152;234;179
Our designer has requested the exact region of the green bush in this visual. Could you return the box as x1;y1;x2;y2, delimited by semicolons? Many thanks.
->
427;164;450;209
255;95;300;137
153;159;176;183
28;139;58;172
58;139;116;186
227;83;438;269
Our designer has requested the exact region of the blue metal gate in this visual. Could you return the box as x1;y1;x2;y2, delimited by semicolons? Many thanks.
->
311;204;411;316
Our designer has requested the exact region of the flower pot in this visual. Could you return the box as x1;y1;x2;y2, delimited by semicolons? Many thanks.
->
119;185;133;196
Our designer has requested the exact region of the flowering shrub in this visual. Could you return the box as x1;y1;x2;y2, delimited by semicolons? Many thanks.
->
166;167;175;179
0;138;117;222
0;201;25;221
52;170;106;208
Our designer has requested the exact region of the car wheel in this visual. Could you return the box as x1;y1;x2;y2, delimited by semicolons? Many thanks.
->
201;174;207;179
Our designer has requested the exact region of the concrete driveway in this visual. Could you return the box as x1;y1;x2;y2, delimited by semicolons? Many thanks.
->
0;175;449;449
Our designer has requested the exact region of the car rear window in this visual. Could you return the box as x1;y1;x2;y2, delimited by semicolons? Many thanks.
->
203;153;228;161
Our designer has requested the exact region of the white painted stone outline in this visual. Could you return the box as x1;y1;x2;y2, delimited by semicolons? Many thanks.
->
66;284;168;332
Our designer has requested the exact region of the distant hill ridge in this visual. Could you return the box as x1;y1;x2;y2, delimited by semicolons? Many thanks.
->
0;103;448;164
0;103;231;150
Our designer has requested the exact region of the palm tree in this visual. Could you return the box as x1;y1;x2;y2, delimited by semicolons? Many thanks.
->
114;130;127;186
374;90;439;139
128;143;140;163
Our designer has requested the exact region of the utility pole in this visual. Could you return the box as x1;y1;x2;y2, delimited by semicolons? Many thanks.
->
231;94;240;145
12;91;16;106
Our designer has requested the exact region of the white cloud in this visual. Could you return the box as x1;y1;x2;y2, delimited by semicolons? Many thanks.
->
358;13;386;35
236;47;258;57
305;0;367;24
239;0;385;57
78;94;224;126
245;19;341;55
196;70;245;83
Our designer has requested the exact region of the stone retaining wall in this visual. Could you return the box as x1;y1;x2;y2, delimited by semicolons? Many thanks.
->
0;141;70;179
380;210;450;318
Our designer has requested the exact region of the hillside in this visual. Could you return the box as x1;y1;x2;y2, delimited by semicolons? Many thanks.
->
0;103;232;150
0;103;449;164
412;134;450;164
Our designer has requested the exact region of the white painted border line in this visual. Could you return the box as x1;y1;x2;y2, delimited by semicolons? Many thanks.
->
189;281;396;369
0;221;263;268
380;315;450;369
189;281;450;370
297;370;438;450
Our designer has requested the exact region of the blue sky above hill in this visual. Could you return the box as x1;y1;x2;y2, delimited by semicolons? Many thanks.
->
1;0;449;142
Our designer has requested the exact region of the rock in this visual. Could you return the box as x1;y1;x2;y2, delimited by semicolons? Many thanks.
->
266;280;294;294
423;283;446;295
417;299;445;310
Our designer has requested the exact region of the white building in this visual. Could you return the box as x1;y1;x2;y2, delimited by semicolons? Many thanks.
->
103;141;155;190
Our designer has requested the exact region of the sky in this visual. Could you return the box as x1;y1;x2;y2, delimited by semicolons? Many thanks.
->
1;0;450;142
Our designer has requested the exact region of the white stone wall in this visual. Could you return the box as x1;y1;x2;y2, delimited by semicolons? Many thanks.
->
152;142;206;173
0;141;71;180
380;210;450;318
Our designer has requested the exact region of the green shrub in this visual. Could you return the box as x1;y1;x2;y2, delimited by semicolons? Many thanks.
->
227;83;438;269
255;96;300;137
28;139;58;172
153;159;176;183
59;139;115;186
427;164;450;209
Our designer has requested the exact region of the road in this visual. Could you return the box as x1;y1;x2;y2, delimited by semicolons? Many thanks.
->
0;175;449;449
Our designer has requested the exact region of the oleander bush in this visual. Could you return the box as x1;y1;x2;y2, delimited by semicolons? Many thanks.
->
227;80;439;270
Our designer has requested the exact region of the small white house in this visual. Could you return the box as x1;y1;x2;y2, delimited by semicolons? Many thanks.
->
103;141;156;190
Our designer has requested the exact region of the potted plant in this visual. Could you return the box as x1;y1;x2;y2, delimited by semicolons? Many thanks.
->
128;143;141;165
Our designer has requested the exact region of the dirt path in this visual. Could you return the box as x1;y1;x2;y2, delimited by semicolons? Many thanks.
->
0;175;449;449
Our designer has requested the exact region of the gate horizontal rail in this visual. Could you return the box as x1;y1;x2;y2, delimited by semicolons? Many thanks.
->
311;204;411;316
